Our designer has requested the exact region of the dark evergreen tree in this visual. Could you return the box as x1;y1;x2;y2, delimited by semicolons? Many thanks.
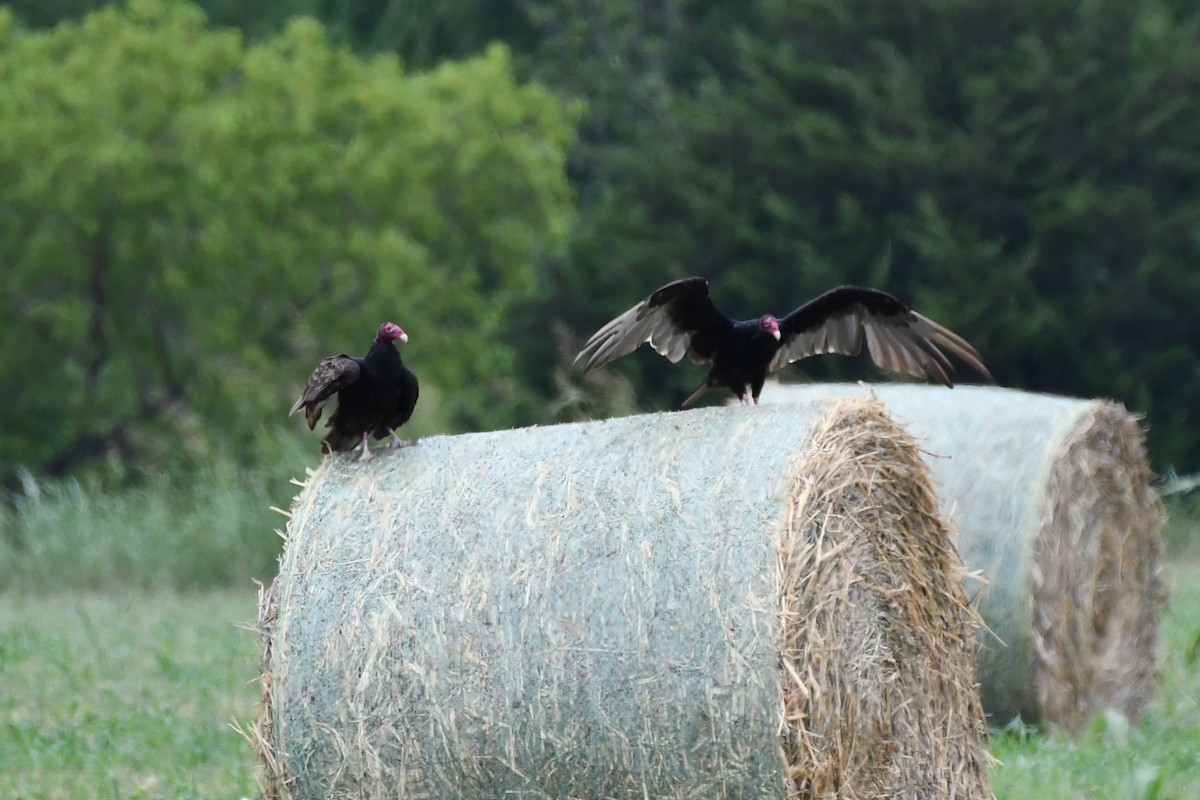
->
535;0;1200;467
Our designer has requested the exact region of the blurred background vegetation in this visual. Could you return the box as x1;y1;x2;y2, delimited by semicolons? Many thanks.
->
1;0;1198;588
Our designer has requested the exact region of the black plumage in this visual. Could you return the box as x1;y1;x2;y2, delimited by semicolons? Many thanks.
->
575;277;992;406
289;321;419;460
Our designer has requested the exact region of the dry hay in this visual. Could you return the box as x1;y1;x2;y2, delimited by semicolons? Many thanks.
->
775;402;990;798
751;382;1165;733
253;398;992;799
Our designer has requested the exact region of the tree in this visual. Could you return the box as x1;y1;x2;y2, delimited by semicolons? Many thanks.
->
525;0;1200;468
1;0;537;68
2;0;320;37
0;0;576;482
715;0;1200;466
507;0;767;410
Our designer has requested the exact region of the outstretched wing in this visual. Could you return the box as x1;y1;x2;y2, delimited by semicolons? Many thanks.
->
771;286;992;386
574;277;735;371
288;355;361;430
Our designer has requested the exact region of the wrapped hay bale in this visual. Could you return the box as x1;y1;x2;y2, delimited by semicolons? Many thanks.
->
751;383;1165;733
253;398;993;799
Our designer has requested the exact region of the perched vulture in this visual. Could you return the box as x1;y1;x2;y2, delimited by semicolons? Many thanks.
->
289;322;419;461
575;277;992;406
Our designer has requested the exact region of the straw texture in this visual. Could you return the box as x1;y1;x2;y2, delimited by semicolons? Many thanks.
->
254;398;992;798
753;383;1165;732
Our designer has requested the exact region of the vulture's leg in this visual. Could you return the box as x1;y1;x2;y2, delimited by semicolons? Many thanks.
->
387;428;415;448
357;431;374;462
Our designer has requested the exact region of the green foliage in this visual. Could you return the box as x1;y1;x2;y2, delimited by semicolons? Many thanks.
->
311;0;535;67
0;0;576;482
2;0;538;75
519;0;1200;467
4;0;1200;472
3;0;320;37
510;0;764;406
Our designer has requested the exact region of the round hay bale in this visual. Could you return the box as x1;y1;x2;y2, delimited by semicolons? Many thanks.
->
254;398;993;799
750;383;1165;733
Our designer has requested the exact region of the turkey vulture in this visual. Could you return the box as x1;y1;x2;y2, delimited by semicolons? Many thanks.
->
289;321;420;461
574;277;992;406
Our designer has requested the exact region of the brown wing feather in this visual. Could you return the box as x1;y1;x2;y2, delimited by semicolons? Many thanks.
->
772;286;992;386
288;355;361;430
574;277;734;371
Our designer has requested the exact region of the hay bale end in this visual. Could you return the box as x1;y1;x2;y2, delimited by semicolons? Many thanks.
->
754;383;1165;733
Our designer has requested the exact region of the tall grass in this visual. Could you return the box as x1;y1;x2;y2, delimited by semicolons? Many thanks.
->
1162;490;1200;558
0;430;316;592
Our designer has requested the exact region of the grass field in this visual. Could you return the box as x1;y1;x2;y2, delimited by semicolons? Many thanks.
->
0;592;261;799
1;564;1197;799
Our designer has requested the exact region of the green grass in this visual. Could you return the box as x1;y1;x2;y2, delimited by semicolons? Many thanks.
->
1163;492;1200;559
1;564;1198;798
988;558;1200;800
0;591;262;799
0;433;315;592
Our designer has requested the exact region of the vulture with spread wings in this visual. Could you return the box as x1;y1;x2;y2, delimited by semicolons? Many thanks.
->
289;321;419;461
574;277;992;406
